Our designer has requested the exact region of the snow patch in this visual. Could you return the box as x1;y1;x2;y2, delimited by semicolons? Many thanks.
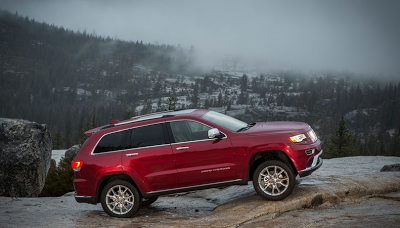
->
51;150;67;165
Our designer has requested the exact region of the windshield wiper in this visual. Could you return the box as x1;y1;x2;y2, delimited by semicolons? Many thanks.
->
237;122;256;132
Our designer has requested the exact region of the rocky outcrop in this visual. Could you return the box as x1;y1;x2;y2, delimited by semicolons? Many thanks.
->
381;164;400;172
64;144;80;159
0;118;52;197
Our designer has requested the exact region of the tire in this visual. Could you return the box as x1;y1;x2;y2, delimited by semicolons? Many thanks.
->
100;180;141;218
252;160;295;201
141;197;158;207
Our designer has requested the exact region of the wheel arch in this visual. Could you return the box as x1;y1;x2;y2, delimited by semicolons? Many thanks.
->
248;150;297;180
96;174;141;203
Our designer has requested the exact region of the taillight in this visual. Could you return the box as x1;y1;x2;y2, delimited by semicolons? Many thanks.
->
71;160;83;172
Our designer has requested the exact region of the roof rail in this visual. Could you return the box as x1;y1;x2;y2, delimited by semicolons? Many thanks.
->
109;109;196;127
114;110;175;127
129;110;174;119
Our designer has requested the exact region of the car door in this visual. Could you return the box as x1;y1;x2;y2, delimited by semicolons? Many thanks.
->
168;120;236;187
122;123;179;192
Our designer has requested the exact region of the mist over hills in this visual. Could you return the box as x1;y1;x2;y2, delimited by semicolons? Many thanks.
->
0;9;399;157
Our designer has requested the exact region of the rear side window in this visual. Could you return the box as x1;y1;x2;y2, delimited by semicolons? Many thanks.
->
130;124;166;148
93;123;166;154
93;130;130;154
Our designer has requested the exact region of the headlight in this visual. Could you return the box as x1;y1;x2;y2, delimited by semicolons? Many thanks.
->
308;129;318;143
290;134;307;143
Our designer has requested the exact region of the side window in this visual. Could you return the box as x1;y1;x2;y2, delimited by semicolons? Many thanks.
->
130;123;166;148
94;130;130;154
170;120;211;143
93;123;166;153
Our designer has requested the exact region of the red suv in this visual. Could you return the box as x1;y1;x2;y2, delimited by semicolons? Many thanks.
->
72;109;322;217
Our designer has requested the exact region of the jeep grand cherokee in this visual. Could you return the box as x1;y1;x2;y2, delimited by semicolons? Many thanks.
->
71;109;323;217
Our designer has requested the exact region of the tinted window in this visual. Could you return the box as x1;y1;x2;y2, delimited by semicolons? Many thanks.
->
94;123;166;154
94;130;130;153
170;120;211;143
200;111;247;132
130;124;166;148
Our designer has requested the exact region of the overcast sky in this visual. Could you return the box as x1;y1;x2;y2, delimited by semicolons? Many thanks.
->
1;0;400;76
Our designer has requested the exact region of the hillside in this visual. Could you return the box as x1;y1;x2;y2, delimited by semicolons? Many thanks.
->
0;9;198;146
0;9;399;157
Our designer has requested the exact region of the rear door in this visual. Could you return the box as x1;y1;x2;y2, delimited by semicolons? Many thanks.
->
168;120;236;187
122;123;179;192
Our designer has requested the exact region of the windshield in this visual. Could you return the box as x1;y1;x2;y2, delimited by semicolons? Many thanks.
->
200;111;248;132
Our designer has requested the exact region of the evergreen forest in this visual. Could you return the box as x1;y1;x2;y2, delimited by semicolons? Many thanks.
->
1;9;399;158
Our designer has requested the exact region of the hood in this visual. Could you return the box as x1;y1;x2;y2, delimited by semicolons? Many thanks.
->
244;121;311;136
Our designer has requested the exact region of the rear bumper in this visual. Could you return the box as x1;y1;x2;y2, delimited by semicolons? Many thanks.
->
75;195;97;204
298;150;323;177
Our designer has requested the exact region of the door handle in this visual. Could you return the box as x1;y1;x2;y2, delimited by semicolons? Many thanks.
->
126;153;139;157
176;146;189;150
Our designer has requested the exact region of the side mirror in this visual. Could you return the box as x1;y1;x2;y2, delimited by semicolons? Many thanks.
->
208;128;222;139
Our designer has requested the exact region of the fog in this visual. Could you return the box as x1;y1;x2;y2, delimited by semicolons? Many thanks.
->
1;0;400;76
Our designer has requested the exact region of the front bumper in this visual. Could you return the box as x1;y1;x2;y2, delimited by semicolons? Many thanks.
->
298;150;323;177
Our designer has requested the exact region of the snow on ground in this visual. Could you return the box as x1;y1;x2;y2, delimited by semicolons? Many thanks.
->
221;71;259;78
300;156;400;185
51;150;66;165
387;129;396;136
314;156;400;176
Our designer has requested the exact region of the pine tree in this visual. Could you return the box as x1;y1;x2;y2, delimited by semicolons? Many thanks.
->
124;109;134;119
226;100;232;111
165;97;176;111
64;118;72;148
191;82;199;107
39;151;76;196
240;74;248;92
218;91;223;107
325;116;355;158
52;131;63;149
391;132;400;157
75;116;86;145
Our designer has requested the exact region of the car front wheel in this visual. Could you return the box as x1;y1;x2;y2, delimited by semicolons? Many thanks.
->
253;160;295;201
101;180;141;218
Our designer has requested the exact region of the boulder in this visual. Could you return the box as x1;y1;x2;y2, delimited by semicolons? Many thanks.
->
380;164;400;172
64;145;80;159
0;118;52;197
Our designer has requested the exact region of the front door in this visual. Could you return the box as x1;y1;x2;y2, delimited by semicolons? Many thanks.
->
168;120;236;187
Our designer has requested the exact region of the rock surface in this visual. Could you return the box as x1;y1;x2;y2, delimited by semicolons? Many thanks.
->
0;156;399;227
381;163;400;172
64;145;80;159
0;118;52;197
238;192;400;228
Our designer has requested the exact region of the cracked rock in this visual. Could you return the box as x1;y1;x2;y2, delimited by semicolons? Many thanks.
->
0;118;52;197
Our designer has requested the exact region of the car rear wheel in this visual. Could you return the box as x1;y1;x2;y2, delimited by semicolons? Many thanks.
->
141;197;158;206
253;160;295;201
101;180;141;218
